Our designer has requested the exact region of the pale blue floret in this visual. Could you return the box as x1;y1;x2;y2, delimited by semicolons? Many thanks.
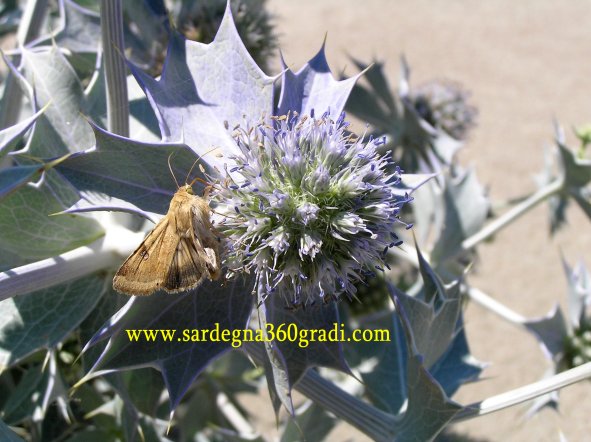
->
213;112;411;304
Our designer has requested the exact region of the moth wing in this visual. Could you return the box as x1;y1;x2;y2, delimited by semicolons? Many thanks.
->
113;193;221;296
113;217;176;295
190;202;221;280
163;235;209;293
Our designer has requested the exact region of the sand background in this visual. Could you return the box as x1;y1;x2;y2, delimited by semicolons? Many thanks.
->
263;1;591;441
2;1;590;440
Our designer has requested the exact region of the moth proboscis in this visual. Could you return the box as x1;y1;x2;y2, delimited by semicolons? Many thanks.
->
113;157;222;296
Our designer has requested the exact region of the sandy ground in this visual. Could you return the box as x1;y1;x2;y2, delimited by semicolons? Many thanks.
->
2;1;589;440
256;1;591;441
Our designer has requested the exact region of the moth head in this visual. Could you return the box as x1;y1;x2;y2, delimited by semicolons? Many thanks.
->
183;184;195;195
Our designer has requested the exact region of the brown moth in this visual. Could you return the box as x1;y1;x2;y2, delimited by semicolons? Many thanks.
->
112;184;221;295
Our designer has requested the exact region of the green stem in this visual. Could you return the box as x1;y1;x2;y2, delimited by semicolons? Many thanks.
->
460;178;563;252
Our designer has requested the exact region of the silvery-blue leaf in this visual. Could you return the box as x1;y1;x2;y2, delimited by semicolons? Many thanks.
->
0;165;43;200
435;168;488;263
570;188;591;221
121;367;165;416
358;312;407;414
433;130;463;166
0;418;23;442
24;113;72;158
559;142;591;188
280;401;336;442
277;44;362;117
0;274;107;368
562;258;591;329
0;170;104;260
390;292;462;441
28;0;100;54
61;191;160;223
257;297;293;416
79;287;127;372
56;124;205;218
390;283;461;369
129;4;274;172
84;278;253;411
263;341;293;416
84;57;161;142
0;108;44;159
345;73;393;129
263;297;351;386
352;58;398;115
345;61;398;131
555;141;591;225
524;304;569;360
2;364;47;424
392;352;461;442
358;249;472;434
536;146;568;233
346;58;467;172
2;352;70;425
10;46;95;155
525;368;559;419
429;322;485;398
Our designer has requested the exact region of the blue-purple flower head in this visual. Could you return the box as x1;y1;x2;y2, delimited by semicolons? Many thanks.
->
212;111;411;305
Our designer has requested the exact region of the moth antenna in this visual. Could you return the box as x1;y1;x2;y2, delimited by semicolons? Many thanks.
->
185;146;222;185
168;152;180;189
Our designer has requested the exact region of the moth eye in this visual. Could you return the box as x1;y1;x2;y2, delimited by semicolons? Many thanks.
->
140;250;149;260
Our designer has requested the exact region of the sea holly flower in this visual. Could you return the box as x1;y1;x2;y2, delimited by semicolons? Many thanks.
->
345;57;470;172
410;79;477;141
213;113;411;305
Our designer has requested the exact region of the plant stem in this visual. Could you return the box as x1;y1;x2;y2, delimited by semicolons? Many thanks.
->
453;361;591;421
0;240;112;301
243;342;397;442
460;178;563;252
465;286;526;326
391;238;537;330
101;0;129;137
0;0;49;129
0;225;142;300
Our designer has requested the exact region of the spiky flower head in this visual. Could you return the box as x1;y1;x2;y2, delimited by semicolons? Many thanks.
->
411;79;477;140
212;112;411;305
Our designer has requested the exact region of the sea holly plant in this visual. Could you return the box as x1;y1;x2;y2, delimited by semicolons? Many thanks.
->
1;2;591;442
345;57;470;173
